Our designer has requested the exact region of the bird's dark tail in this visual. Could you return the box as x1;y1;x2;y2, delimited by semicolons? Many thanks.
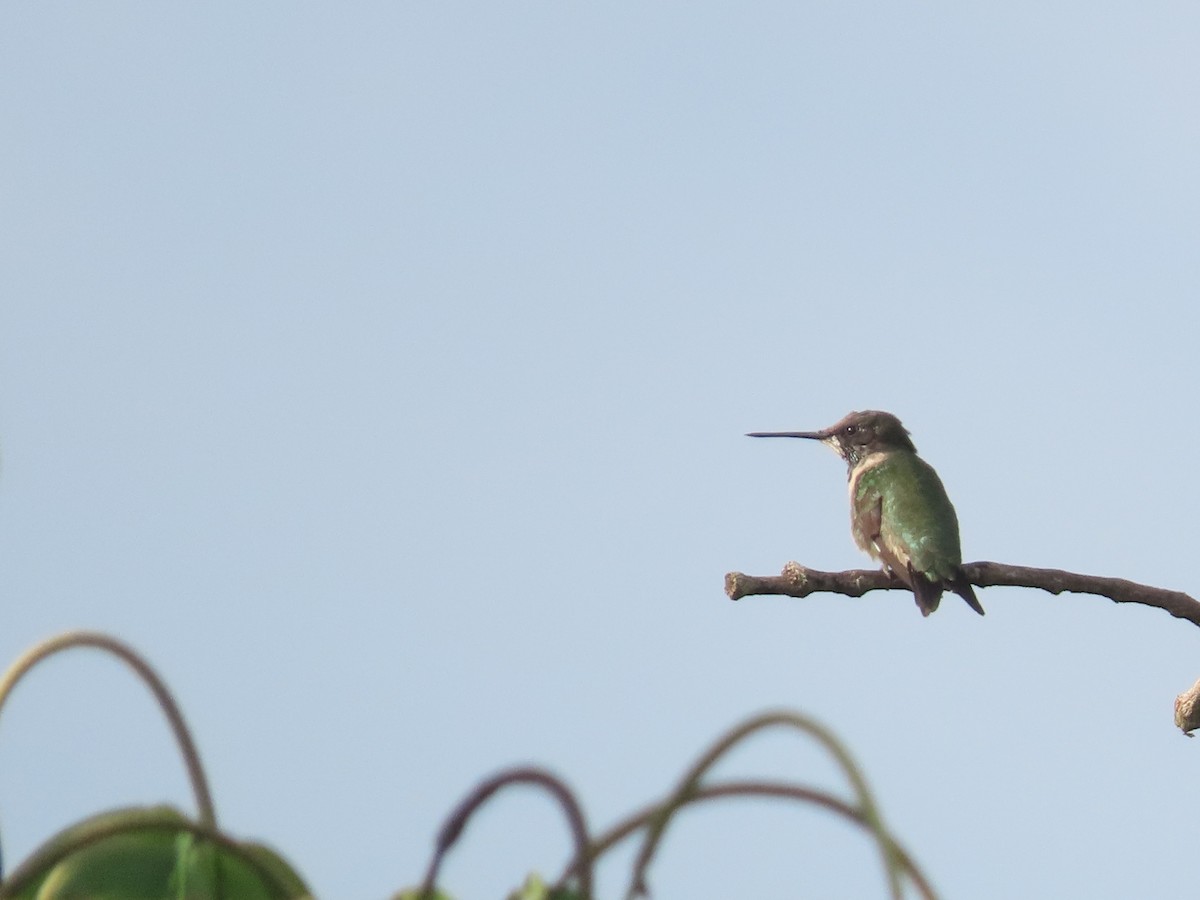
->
951;572;985;616
907;565;984;616
909;569;943;617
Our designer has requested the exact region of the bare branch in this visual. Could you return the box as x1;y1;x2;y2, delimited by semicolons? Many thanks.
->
725;561;1200;628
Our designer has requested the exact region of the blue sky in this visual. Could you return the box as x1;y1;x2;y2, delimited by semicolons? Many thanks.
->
2;4;1199;897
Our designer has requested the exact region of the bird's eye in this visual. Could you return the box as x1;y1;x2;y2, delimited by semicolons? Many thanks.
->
844;425;857;435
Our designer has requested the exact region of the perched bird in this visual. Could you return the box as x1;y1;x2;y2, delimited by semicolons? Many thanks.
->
748;410;984;616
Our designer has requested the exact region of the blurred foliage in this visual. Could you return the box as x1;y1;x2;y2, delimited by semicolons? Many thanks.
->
0;632;937;899
0;806;310;900
506;872;581;900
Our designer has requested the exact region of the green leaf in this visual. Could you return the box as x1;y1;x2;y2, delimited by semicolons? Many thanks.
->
505;872;581;900
1;806;310;899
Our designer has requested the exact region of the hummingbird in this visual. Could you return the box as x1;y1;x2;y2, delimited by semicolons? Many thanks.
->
748;410;984;617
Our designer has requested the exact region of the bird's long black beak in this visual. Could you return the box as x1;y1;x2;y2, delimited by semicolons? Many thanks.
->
745;430;825;439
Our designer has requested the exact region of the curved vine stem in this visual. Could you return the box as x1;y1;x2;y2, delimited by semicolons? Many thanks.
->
416;766;592;900
0;630;216;828
623;710;901;900
562;779;937;900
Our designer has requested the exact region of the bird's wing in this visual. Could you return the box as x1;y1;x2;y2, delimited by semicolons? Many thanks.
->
857;492;882;543
856;492;910;582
